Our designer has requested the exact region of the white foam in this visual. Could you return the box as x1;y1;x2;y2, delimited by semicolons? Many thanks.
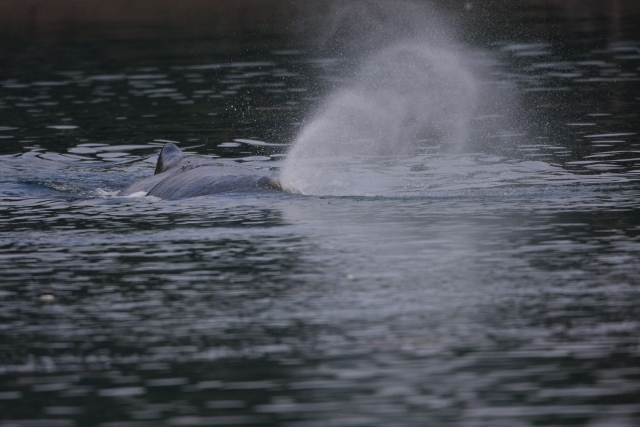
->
126;191;150;198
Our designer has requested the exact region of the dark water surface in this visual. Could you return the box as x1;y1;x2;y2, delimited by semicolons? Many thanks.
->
1;2;640;426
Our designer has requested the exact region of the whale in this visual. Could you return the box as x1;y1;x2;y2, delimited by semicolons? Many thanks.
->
118;143;282;199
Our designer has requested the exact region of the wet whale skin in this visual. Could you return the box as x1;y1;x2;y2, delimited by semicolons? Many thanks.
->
118;143;282;199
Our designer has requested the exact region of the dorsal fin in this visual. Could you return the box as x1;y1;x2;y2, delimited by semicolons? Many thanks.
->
155;143;183;174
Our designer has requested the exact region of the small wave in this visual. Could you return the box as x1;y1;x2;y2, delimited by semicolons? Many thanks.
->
39;181;84;194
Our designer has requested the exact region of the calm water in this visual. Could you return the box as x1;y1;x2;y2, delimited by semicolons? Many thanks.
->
1;2;640;426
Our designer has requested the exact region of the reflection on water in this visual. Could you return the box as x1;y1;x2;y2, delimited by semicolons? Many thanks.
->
2;192;640;426
1;2;640;426
0;56;314;159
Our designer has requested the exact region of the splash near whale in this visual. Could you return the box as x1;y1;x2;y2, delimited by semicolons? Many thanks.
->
280;43;479;195
280;0;520;196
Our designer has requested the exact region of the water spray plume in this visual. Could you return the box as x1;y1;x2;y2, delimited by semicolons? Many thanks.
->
281;1;493;196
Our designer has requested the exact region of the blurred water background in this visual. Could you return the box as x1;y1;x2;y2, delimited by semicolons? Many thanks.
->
1;1;640;426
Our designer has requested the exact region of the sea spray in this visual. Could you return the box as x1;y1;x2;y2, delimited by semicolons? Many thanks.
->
281;43;479;195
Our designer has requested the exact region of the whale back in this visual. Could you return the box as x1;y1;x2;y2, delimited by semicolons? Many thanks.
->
117;142;282;198
146;166;281;199
155;142;183;174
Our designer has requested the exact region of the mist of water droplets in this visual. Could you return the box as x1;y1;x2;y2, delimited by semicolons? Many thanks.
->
281;1;489;195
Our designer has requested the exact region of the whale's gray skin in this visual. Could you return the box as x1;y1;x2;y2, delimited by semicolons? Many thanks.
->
118;143;282;199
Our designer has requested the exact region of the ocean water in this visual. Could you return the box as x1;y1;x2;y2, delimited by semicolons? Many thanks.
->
1;1;640;426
